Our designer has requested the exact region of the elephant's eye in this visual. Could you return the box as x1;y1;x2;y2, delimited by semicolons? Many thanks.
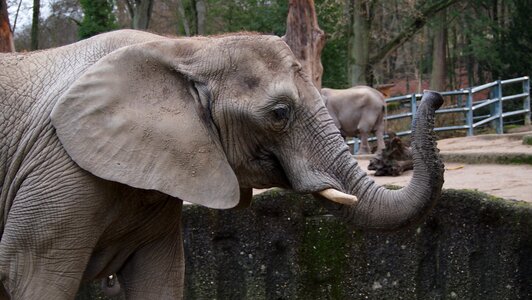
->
270;104;291;131
273;106;290;121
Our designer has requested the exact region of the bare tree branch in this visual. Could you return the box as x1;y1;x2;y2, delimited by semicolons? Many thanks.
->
368;0;459;66
12;0;22;33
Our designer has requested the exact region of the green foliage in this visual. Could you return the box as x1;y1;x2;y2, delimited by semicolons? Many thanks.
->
316;0;350;88
495;0;532;79
462;0;531;83
299;216;349;299
204;0;288;35
523;135;532;146
21;0;529;90
78;0;117;39
177;0;349;88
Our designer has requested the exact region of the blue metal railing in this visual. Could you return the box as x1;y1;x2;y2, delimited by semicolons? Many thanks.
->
348;76;531;153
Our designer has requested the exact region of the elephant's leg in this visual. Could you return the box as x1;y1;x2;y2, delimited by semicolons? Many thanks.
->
0;168;110;299
358;131;371;154
375;124;385;154
118;202;184;300
374;111;386;153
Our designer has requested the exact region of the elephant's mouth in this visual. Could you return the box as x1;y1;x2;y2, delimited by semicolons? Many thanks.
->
269;154;359;206
241;150;291;189
247;148;358;206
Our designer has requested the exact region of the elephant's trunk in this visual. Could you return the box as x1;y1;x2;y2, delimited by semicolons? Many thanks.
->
317;91;444;230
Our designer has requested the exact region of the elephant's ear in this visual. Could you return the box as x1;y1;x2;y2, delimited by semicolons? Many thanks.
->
51;40;240;209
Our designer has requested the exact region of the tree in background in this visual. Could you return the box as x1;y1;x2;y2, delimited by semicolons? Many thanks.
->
0;0;15;52
315;0;349;89
347;0;460;86
493;0;531;80
43;0;81;47
30;0;39;49
123;0;154;30
283;0;325;88
429;9;447;91
204;0;287;35
7;0;529;93
78;0;117;39
175;0;189;35
12;0;81;50
193;0;205;35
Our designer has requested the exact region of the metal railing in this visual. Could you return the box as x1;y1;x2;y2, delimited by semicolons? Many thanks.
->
348;76;531;153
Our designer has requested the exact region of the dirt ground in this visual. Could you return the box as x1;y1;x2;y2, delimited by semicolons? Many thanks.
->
359;131;532;202
357;160;532;202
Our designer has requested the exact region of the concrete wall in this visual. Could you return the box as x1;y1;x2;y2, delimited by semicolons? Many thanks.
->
182;189;532;300
77;189;532;299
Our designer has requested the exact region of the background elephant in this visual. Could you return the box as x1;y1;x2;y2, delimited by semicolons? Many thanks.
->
0;29;444;299
321;86;386;154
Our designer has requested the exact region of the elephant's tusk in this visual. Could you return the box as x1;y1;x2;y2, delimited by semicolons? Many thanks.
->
318;188;358;206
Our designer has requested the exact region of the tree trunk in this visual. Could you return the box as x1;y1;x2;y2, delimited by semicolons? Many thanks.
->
131;0;154;30
430;10;447;91
31;0;40;50
176;0;190;36
195;0;205;35
282;0;326;89
0;0;15;52
348;0;371;86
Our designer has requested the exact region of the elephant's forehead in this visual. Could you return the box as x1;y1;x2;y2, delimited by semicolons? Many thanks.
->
216;35;297;71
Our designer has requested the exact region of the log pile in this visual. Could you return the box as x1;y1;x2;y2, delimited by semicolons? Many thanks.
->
368;133;413;176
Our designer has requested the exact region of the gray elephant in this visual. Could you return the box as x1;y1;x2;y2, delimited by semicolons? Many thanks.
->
321;86;386;154
0;29;444;299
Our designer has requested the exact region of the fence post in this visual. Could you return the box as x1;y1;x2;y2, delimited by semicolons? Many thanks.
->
410;93;417;128
457;92;463;107
353;138;359;155
524;76;531;125
466;89;473;136
497;80;504;133
490;81;504;134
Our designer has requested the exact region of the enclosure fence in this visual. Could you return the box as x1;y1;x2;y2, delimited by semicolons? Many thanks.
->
348;76;531;153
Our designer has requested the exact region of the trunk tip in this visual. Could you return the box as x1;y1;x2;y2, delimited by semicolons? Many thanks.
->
421;90;444;110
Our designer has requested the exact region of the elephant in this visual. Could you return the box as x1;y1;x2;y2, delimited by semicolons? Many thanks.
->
0;29;444;299
321;86;386;154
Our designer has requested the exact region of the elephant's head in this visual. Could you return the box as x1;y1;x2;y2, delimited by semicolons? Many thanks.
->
51;33;444;230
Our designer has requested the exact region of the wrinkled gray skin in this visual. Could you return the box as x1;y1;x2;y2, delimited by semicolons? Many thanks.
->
0;30;444;299
321;86;386;154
